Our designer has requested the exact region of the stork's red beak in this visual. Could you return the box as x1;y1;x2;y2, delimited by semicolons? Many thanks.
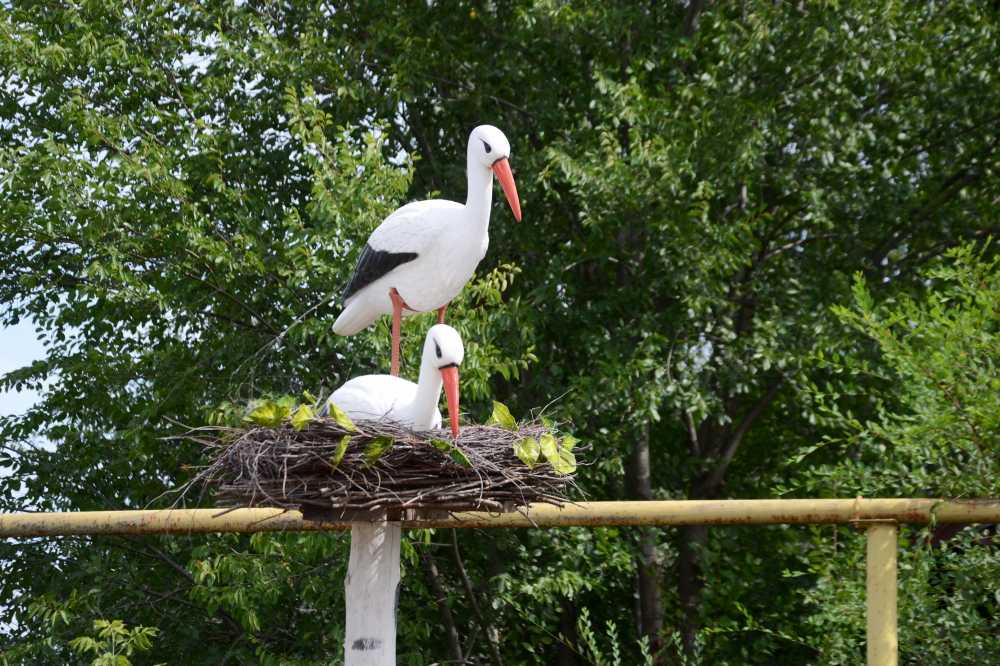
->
491;158;522;222
440;365;461;439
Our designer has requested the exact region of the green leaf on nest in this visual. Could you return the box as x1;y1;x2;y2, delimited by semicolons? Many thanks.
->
539;433;558;461
364;436;394;464
326;401;357;432
540;433;576;475
275;395;297;412
486;401;517;430
514;437;540;468
560;434;579;452
449;447;472;467
290;404;315;431
329;435;350;469
551;448;577;475
245;399;292;427
431;439;472;467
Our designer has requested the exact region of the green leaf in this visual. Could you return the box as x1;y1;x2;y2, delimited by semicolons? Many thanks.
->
290;404;315;431
274;395;297;413
514;437;540;468
487;400;517;430
364;436;394;464
245;400;285;427
98;619;128;638
559;434;579;452
326;401;357;432
539;433;559;462
542;434;576;474
69;636;100;655
449;447;472;467
431;438;471;467
329;436;350;469
551;448;577;476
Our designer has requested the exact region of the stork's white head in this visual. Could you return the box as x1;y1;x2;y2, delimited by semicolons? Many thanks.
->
468;125;512;167
468;125;522;221
422;324;465;438
423;324;465;369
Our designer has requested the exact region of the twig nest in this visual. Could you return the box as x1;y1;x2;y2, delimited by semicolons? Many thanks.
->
182;405;580;519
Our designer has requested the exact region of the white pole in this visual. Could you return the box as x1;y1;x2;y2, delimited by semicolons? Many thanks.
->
344;520;401;665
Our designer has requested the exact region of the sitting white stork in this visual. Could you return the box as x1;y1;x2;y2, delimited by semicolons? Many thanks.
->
326;324;464;439
332;125;521;376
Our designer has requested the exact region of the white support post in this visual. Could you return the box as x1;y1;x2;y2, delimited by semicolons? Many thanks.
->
344;520;401;666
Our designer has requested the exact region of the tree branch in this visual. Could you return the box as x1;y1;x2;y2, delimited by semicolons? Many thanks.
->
701;378;784;495
451;530;504;666
868;133;996;271
684;411;701;457
114;537;249;641
682;0;708;38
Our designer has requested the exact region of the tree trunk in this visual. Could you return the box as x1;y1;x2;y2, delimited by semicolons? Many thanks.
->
677;450;724;657
420;549;464;664
677;382;782;657
556;597;580;666
682;0;708;37
627;422;663;651
677;523;708;655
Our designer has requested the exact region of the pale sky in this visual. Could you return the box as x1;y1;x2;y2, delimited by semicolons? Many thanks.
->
0;320;45;416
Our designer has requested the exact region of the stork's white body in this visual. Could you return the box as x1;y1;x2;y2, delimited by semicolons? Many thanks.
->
332;200;490;335
332;125;518;338
328;373;443;431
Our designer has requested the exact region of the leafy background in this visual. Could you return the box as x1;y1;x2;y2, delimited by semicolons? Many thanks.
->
1;1;998;664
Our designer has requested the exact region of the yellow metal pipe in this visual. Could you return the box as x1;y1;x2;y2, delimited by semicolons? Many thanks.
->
1;499;999;537
866;522;899;666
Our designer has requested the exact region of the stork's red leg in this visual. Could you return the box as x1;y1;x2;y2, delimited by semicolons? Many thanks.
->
389;288;405;377
436;303;448;324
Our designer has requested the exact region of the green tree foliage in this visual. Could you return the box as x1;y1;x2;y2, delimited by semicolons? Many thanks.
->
68;619;159;666
797;244;1000;664
815;243;1000;497
1;1;998;664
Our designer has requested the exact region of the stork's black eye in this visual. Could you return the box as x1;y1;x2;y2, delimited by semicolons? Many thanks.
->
434;341;442;358
482;139;492;154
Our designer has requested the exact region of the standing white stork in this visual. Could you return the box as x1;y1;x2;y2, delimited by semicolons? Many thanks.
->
332;124;521;376
326;324;464;439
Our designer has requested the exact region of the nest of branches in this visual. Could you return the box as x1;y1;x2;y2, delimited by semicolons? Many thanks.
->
181;416;579;520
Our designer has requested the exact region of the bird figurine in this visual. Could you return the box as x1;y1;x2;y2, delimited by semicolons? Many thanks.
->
326;324;465;438
333;124;521;376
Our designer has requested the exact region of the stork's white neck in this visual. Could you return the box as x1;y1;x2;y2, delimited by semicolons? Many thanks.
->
408;359;443;430
464;152;494;228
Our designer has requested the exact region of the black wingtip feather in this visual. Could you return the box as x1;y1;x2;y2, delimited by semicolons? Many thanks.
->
341;243;419;300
